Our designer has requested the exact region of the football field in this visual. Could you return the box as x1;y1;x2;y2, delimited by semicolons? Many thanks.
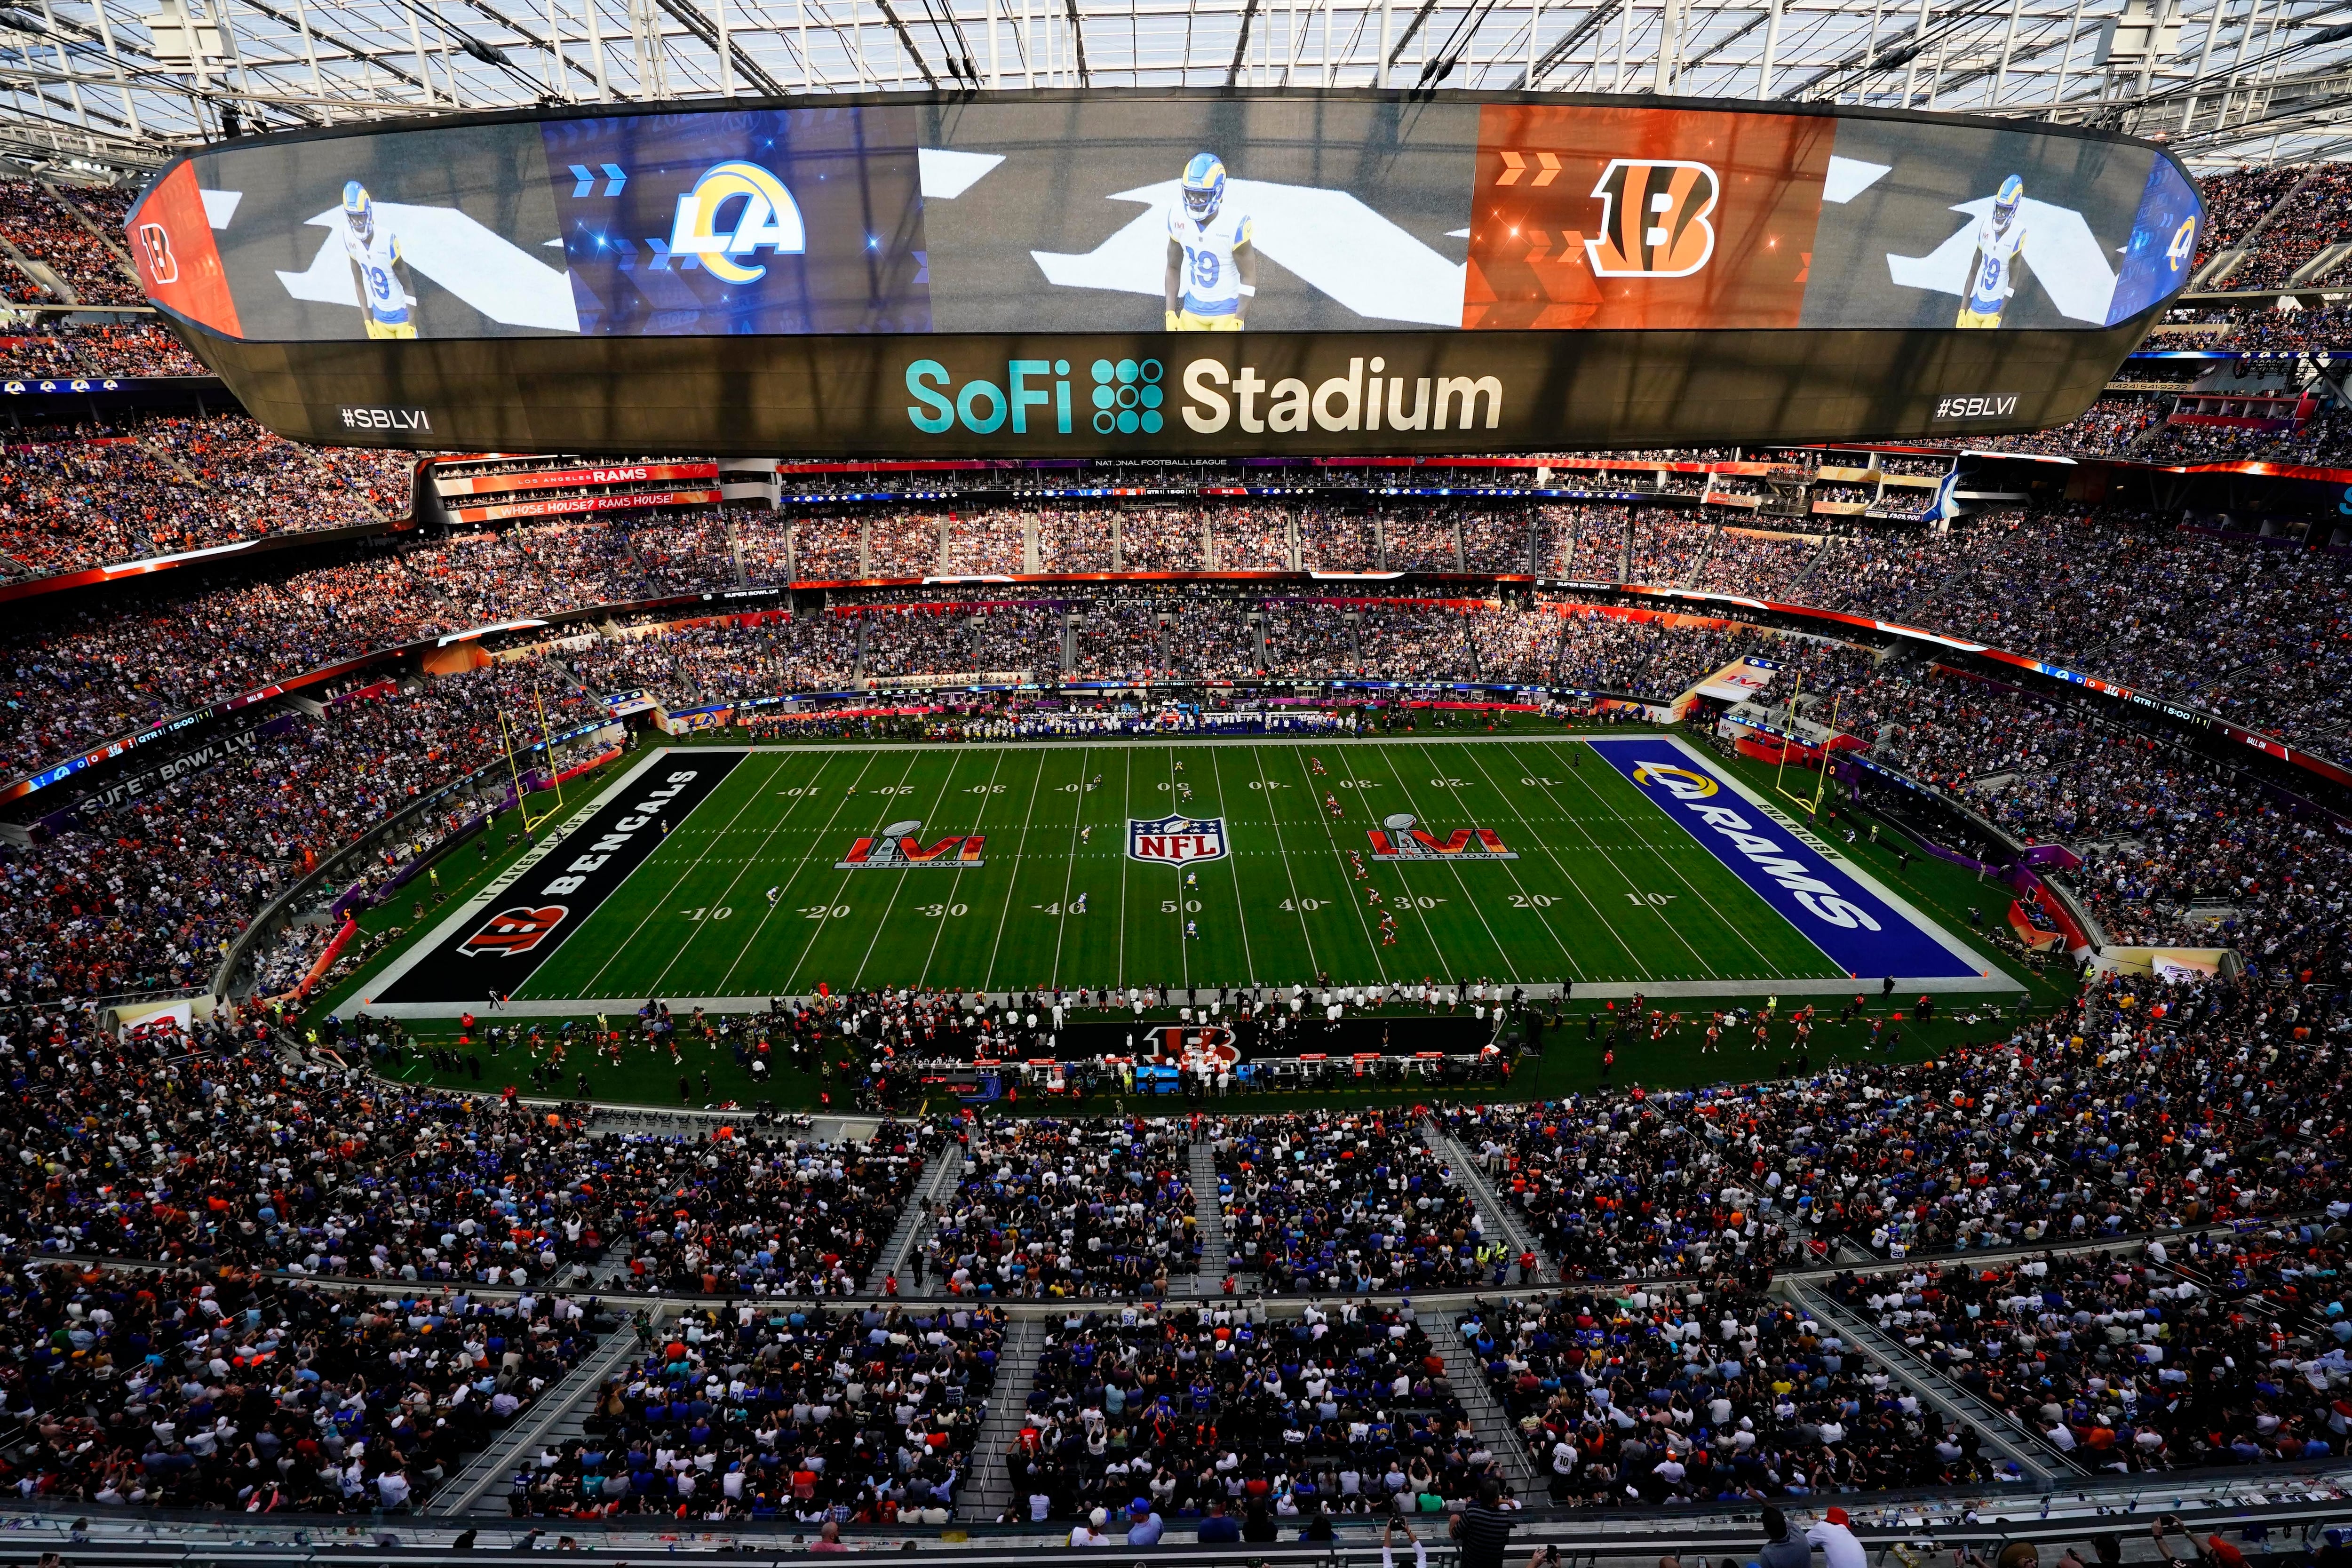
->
362;733;2007;1015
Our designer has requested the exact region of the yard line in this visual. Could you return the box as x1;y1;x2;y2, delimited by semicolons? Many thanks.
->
1166;747;1192;993
1245;744;1322;978
1205;747;1257;986
1488;740;1718;976
642;751;850;997
1448;741;1642;980
1116;747;1133;993
858;750;999;991
572;753;789;999
1397;741;1577;977
1296;749;1394;983
1327;748;1468;973
915;748;1016;989
773;750;932;995
1045;745;1095;992
1540;739;1782;971
708;750;888;998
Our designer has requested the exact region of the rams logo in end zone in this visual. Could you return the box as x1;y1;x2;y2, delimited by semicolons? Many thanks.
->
1630;761;1720;799
458;904;571;956
668;161;807;285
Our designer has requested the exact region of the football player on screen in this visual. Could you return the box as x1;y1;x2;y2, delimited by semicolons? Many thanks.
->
338;180;416;341
1165;154;1256;332
1955;175;2028;330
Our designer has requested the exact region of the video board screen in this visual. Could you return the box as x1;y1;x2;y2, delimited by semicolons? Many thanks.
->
133;95;2199;344
123;91;2199;456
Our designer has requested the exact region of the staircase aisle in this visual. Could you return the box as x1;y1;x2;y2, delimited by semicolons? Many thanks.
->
431;1310;656;1518
957;1317;1047;1522
1189;1138;1231;1297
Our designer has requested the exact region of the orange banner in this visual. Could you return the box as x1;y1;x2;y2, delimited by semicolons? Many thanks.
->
1463;105;1833;331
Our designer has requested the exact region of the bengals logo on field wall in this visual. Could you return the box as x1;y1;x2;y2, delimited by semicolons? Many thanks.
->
1585;160;1720;279
459;905;571;956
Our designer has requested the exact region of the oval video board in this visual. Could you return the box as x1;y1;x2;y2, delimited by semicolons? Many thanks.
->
127;89;2201;455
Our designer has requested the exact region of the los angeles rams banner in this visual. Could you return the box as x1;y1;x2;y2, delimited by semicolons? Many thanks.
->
374;749;745;1005
126;91;2200;455
1586;736;1989;982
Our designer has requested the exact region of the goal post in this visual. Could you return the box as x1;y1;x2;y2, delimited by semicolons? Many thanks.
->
499;681;567;835
1773;679;1841;820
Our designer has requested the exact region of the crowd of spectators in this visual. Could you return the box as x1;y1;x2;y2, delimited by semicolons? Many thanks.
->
1826;509;2352;761
1975;399;2164;458
516;1299;997;1520
0;661;576;1001
1464;1282;2004;1501
2217;164;2352;290
0;414;410;581
0;1254;608;1509
0;179;142;306
0;555;453;773
1831;1224;2348;1472
0;321;209;378
918;1117;1200;1297
1003;1299;1491;1525
1214;1113;1494;1293
2189;165;2308;276
1441;969;2342;1277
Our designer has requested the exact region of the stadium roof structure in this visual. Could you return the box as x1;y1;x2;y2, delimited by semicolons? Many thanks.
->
0;0;2345;184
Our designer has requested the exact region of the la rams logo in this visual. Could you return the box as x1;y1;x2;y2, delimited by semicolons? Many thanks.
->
1585;160;1720;279
458;905;570;957
1630;761;1720;800
137;222;177;284
668;160;806;285
837;820;986;869
1128;815;1228;864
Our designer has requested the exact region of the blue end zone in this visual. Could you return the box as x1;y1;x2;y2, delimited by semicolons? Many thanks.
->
1588;738;1985;982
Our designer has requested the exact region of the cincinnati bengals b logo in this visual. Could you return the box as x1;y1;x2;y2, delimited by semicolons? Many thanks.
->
458;905;570;956
1585;160;1720;279
137;223;177;284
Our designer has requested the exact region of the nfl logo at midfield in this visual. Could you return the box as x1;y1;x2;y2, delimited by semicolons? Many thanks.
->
1128;814;1228;864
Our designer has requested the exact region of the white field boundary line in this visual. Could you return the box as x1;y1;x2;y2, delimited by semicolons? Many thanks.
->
351;737;2027;1016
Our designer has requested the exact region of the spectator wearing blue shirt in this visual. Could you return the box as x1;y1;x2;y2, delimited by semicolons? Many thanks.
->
1126;1498;1164;1546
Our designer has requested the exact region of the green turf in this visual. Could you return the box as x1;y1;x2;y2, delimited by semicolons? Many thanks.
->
317;734;2060;1110
504;736;1844;1002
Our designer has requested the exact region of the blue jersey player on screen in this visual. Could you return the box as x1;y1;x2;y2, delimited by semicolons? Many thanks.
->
1164;154;1256;332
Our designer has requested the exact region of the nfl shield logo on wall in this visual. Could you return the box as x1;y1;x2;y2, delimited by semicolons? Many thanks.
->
1128;814;1229;864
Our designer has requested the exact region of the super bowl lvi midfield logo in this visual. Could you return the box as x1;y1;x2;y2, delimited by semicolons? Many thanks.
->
836;820;987;869
1128;814;1228;863
1367;813;1518;861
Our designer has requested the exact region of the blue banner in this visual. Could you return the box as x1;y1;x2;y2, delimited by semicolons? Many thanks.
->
1587;737;1987;981
540;105;931;337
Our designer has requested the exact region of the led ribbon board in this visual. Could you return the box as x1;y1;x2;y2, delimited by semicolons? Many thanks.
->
130;92;2201;456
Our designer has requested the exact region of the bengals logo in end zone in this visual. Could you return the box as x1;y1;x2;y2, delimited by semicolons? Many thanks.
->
1584;159;1720;279
458;905;571;957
